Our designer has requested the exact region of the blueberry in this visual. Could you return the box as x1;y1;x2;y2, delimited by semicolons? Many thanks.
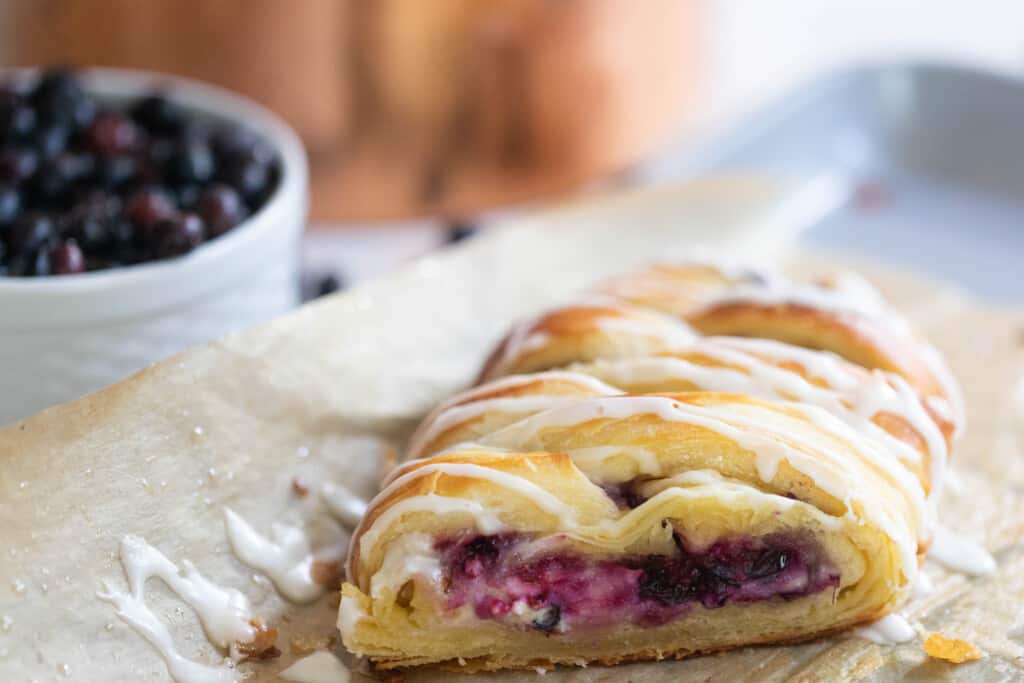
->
124;188;177;229
27;154;89;207
530;605;561;633
445;221;477;244
316;273;342;298
32;246;51;276
49;239;85;274
0;184;20;225
34;124;70;160
220;157;269;203
86;112;142;156
0;146;39;184
197;184;246;237
5;252;31;276
108;219;139;263
65;192;121;248
7;212;55;254
636;558;693;605
747;550;790;580
91;154;137;189
146;137;177;168
212;125;273;165
166;139;214;185
0;92;37;141
152;212;204;258
175;184;201;211
131;94;185;135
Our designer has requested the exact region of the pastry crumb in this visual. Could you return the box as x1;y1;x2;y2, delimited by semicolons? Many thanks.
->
289;633;336;656
310;559;342;589
236;618;281;660
923;633;983;663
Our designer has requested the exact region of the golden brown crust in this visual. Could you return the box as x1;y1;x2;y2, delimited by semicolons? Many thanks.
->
686;301;950;410
344;259;956;672
595;263;961;431
405;371;622;461
476;302;694;383
372;618;880;673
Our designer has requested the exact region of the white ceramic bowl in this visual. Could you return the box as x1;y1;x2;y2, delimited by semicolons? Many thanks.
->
0;69;308;425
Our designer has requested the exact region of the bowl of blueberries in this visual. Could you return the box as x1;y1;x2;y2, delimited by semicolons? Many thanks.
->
0;67;307;424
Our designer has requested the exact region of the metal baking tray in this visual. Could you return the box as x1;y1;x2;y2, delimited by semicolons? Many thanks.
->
654;62;1024;305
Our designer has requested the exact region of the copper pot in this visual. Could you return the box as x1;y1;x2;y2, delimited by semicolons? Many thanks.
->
6;0;700;221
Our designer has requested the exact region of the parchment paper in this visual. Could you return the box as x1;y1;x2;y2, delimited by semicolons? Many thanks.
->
1;175;1022;682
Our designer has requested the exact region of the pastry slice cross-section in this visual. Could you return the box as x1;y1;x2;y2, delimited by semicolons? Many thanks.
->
340;393;925;671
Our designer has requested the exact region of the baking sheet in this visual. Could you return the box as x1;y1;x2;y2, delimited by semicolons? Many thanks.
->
1;175;1022;682
653;62;1024;305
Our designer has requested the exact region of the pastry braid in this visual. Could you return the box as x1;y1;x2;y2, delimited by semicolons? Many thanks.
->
340;260;960;672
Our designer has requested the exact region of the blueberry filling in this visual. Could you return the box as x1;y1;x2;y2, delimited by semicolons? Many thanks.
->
436;531;839;634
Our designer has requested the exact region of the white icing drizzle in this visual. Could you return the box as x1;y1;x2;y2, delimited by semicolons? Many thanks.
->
702;275;897;327
408;396;609;462
279;651;350;683
911;571;934;598
112;536;256;654
96;536;246;683
591;312;697;347
662;253;783;284
712;337;946;469
696;273;964;436
377;462;577;528
853;613;916;645
918;343;966;438
321;481;368;530
494;313;550;373
491;304;695;378
406;372;622;460
584;336;944;471
223;508;332;603
97;586;240;683
928;524;996;576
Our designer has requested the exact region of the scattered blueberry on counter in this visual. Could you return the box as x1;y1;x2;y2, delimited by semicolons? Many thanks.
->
445;220;478;244
0;68;281;277
301;270;346;302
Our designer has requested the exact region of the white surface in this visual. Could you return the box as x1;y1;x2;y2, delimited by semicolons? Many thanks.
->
701;1;1024;130
0;68;308;426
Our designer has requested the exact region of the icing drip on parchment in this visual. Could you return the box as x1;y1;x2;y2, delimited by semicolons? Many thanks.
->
97;536;244;683
853;613;916;645
928;524;996;577
223;507;340;603
279;650;351;683
321;481;369;530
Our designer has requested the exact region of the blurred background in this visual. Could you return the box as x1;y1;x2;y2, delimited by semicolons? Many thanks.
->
6;1;1024;244
4;0;1024;422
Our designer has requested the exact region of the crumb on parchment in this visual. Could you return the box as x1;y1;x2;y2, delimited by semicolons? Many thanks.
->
289;633;337;656
923;633;984;664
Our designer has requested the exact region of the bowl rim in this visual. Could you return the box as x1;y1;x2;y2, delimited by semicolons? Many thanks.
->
0;67;308;324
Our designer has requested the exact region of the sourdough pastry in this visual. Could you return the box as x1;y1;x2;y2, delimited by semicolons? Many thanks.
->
339;259;959;672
